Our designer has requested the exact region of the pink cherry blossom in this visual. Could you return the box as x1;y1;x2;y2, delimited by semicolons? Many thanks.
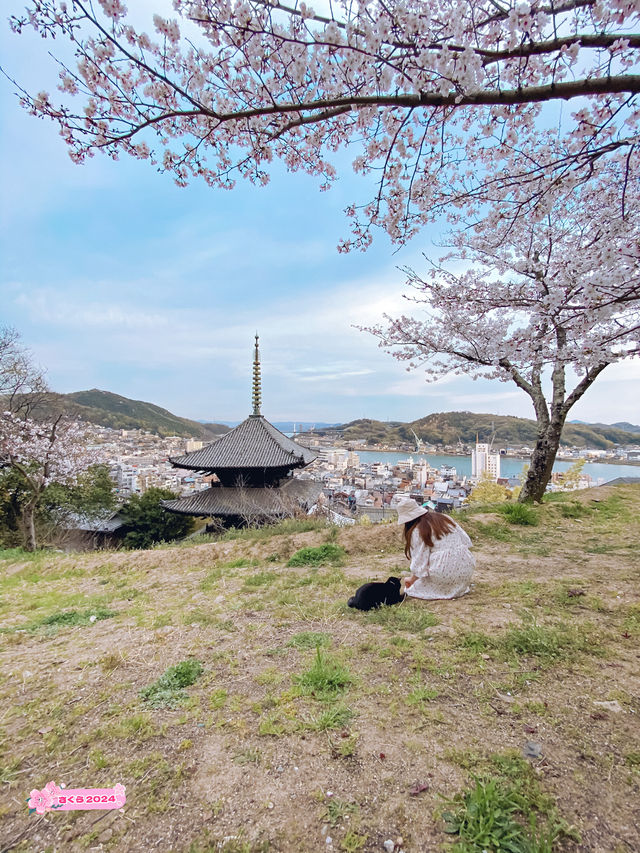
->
0;413;102;549
366;174;640;501
7;1;639;247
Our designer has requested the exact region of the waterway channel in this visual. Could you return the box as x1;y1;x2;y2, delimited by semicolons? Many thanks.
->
349;450;639;486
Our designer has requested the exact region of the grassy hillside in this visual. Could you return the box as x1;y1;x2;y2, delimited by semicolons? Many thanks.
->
43;389;230;439
1;484;639;852
317;412;638;448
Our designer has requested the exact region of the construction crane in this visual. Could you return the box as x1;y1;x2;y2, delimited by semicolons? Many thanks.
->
410;428;425;452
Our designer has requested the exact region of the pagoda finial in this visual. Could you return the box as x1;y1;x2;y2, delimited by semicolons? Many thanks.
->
252;333;262;416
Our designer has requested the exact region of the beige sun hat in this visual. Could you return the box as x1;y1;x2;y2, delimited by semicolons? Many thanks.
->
395;497;428;525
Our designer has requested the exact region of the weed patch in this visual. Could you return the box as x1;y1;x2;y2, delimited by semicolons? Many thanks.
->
323;796;358;826
458;617;603;666
440;751;578;852
499;503;539;526
20;606;115;632
243;571;277;588
295;647;352;700
557;502;592;519
357;604;438;633
304;704;354;731
287;631;332;649
286;543;346;567
220;518;331;543
471;522;515;542
140;659;204;709
501;618;599;663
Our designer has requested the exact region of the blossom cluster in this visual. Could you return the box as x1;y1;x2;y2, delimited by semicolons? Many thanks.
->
9;0;640;246
0;412;101;488
367;173;639;415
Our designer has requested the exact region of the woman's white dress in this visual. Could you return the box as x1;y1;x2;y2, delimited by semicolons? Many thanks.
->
406;521;475;600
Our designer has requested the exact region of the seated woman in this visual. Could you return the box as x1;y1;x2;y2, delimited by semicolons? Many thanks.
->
396;497;474;600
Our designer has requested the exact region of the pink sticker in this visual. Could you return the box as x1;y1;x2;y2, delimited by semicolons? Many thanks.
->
28;782;126;813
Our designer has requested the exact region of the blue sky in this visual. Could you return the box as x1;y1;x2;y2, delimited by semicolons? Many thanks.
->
1;8;638;425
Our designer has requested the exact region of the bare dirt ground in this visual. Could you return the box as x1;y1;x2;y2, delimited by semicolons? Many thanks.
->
0;485;638;853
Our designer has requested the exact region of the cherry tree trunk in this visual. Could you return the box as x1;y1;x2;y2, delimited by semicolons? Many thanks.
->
518;418;565;503
23;501;38;552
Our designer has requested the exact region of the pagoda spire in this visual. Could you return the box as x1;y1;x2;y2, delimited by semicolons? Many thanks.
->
252;333;262;416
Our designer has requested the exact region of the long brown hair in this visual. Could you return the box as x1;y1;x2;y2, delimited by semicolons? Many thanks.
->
404;511;456;558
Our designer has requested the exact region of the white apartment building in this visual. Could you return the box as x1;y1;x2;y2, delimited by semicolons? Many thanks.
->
471;442;501;480
413;461;432;488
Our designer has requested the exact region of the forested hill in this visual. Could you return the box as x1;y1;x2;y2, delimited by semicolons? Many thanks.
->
45;390;230;439
311;412;639;449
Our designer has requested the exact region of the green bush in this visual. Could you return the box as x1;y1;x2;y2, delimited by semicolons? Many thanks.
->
120;487;194;549
286;543;346;567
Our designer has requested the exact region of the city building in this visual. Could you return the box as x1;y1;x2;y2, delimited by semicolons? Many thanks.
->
471;440;501;480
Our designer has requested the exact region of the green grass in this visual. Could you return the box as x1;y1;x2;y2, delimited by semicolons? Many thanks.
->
359;604;439;633
622;604;640;637
499;503;539;526
286;543;346;567
556;501;592;519
287;631;333;649
340;830;367;852
218;518;332;543
215;558;260;569
468;521;516;542
200;567;224;590
243;571;277;588
407;681;440;706
501;618;599;662
305;704;354;731
457;616;603;665
15;606;116;633
0;547;44;563
208;689;228;710
323;796;358;826
139;659;204;709
295;647;352;700
441;751;578;853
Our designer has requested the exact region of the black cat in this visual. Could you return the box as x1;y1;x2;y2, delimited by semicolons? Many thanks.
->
347;576;405;611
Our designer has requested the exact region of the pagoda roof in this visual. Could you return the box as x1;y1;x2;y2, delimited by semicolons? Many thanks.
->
169;416;317;472
162;478;323;517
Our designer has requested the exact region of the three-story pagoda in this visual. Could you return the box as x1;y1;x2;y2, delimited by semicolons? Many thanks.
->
162;337;321;526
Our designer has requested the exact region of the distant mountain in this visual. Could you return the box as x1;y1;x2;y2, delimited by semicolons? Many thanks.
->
45;390;230;439
570;419;640;435
202;420;337;432
309;412;639;449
